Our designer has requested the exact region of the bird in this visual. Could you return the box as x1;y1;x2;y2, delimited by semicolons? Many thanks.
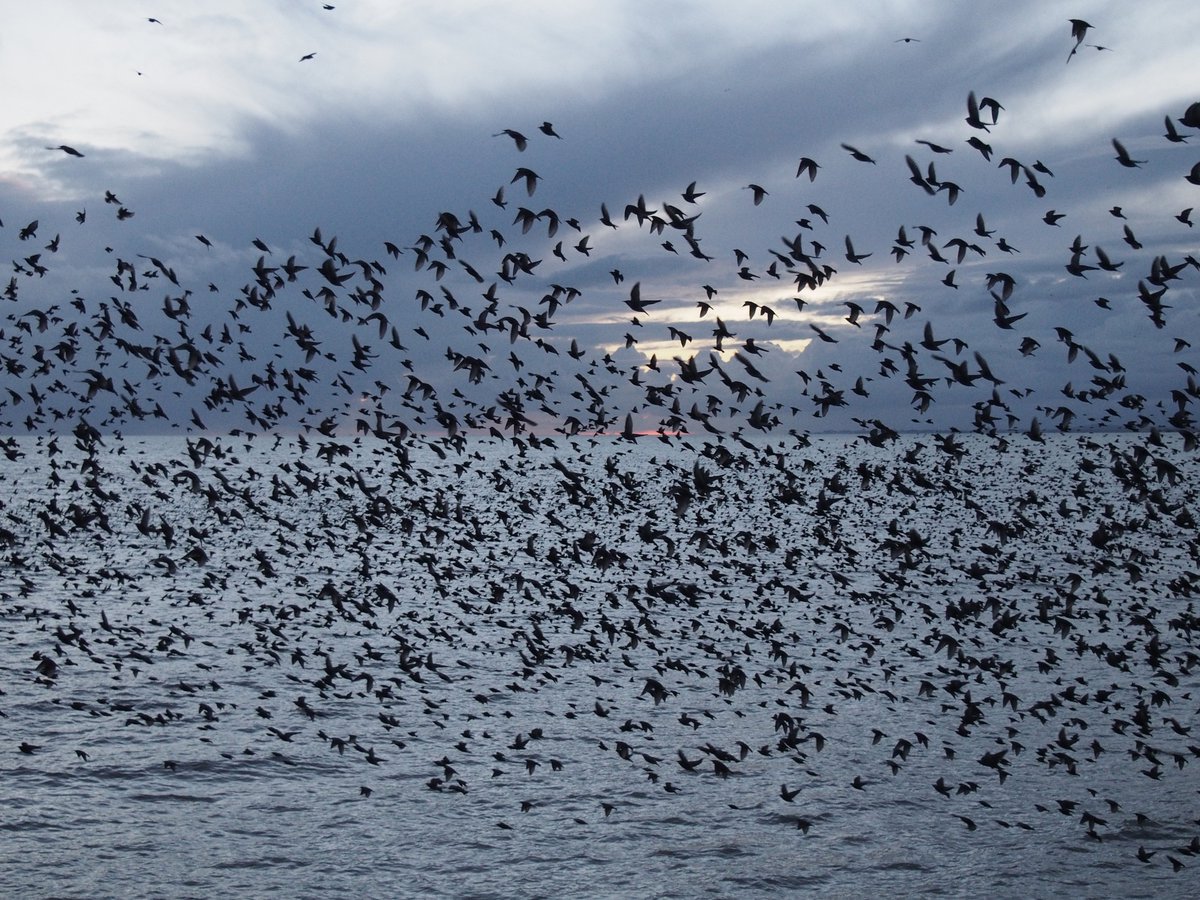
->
796;157;820;181
844;235;872;264
46;145;84;157
916;140;953;154
1112;138;1146;168
840;143;876;164
624;282;660;314
967;137;993;160
1163;115;1188;143
511;168;540;196
493;129;528;151
1066;19;1093;62
965;91;1002;130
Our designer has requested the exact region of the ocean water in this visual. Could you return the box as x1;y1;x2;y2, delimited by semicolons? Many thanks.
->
1;431;1198;898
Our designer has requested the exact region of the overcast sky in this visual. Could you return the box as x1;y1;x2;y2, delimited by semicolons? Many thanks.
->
1;1;1197;439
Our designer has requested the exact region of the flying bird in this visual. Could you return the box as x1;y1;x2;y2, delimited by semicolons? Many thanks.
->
965;91;1002;131
1111;138;1146;168
624;282;660;314
796;157;820;181
493;129;528;151
916;140;953;154
511;167;540;196
1163;115;1187;143
844;235;872;264
1066;19;1093;62
744;184;768;205
841;143;876;164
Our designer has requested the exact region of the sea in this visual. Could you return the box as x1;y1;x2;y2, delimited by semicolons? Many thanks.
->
1;431;1197;898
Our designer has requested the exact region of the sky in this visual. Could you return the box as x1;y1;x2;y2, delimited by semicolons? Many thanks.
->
1;1;1198;440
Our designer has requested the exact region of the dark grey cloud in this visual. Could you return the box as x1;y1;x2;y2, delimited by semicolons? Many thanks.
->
1;2;1197;440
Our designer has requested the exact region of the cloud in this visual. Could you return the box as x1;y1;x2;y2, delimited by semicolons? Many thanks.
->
1;1;1197;438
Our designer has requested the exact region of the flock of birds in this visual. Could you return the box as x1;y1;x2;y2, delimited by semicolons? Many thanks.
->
2;15;1200;889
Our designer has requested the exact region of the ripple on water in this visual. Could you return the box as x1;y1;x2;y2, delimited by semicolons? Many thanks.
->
127;791;220;803
214;855;309;871
1;435;1198;900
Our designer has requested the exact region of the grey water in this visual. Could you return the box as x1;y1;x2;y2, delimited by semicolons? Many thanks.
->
1;432;1198;898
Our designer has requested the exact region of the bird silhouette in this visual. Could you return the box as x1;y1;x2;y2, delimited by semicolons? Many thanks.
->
1112;138;1146;168
493;129;528;151
796;157;820;181
744;184;768;205
841;143;876;164
1066;19;1093;62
